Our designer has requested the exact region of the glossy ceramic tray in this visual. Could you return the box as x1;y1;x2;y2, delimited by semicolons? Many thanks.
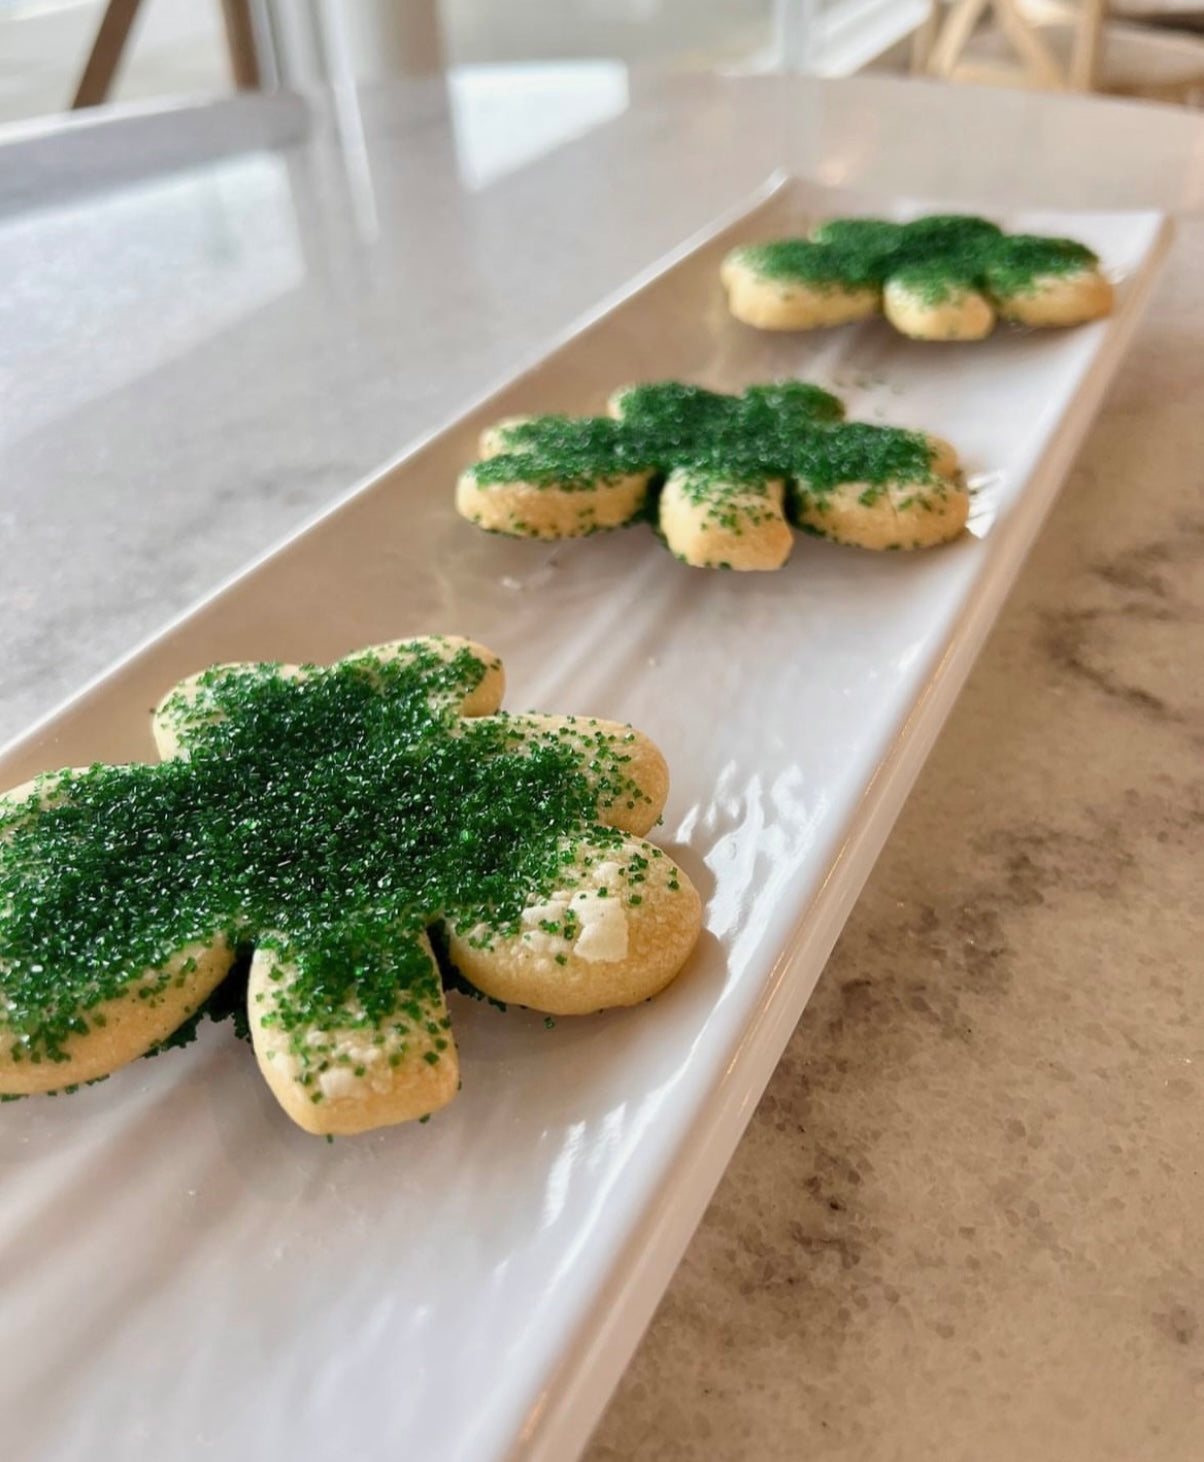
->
0;179;1170;1462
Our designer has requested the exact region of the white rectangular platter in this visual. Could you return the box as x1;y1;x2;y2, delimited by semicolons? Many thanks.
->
0;180;1170;1462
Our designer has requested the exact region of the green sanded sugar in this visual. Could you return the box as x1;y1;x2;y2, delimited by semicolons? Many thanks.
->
790;421;935;495
727;381;846;428
467;380;942;528
981;235;1096;298
810;216;905;251
613;382;761;446
737;213;1098;306
0;644;656;1082
732;239;884;292
473;416;640;487
893;215;1004;252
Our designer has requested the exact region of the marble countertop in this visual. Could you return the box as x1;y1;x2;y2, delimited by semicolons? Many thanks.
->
2;70;1202;1461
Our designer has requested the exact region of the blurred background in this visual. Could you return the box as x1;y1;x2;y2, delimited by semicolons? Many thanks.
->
1;0;1200;130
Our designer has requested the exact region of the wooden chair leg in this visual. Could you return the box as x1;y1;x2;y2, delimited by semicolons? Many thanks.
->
929;0;990;76
1069;0;1106;90
911;0;943;73
220;0;262;90
72;0;145;109
994;0;1066;86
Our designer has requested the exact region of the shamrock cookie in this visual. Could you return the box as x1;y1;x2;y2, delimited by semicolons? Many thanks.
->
722;214;1113;341
457;381;968;568
0;638;702;1136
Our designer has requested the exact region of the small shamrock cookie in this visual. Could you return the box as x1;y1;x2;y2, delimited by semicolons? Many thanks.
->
457;381;969;567
0;638;701;1136
722;214;1113;342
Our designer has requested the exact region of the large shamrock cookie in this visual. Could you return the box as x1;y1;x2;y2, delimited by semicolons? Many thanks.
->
0;638;701;1136
722;214;1113;341
457;381;968;570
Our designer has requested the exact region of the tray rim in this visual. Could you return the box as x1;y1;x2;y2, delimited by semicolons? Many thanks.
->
0;177;1174;1462
522;194;1174;1462
0;173;1172;774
